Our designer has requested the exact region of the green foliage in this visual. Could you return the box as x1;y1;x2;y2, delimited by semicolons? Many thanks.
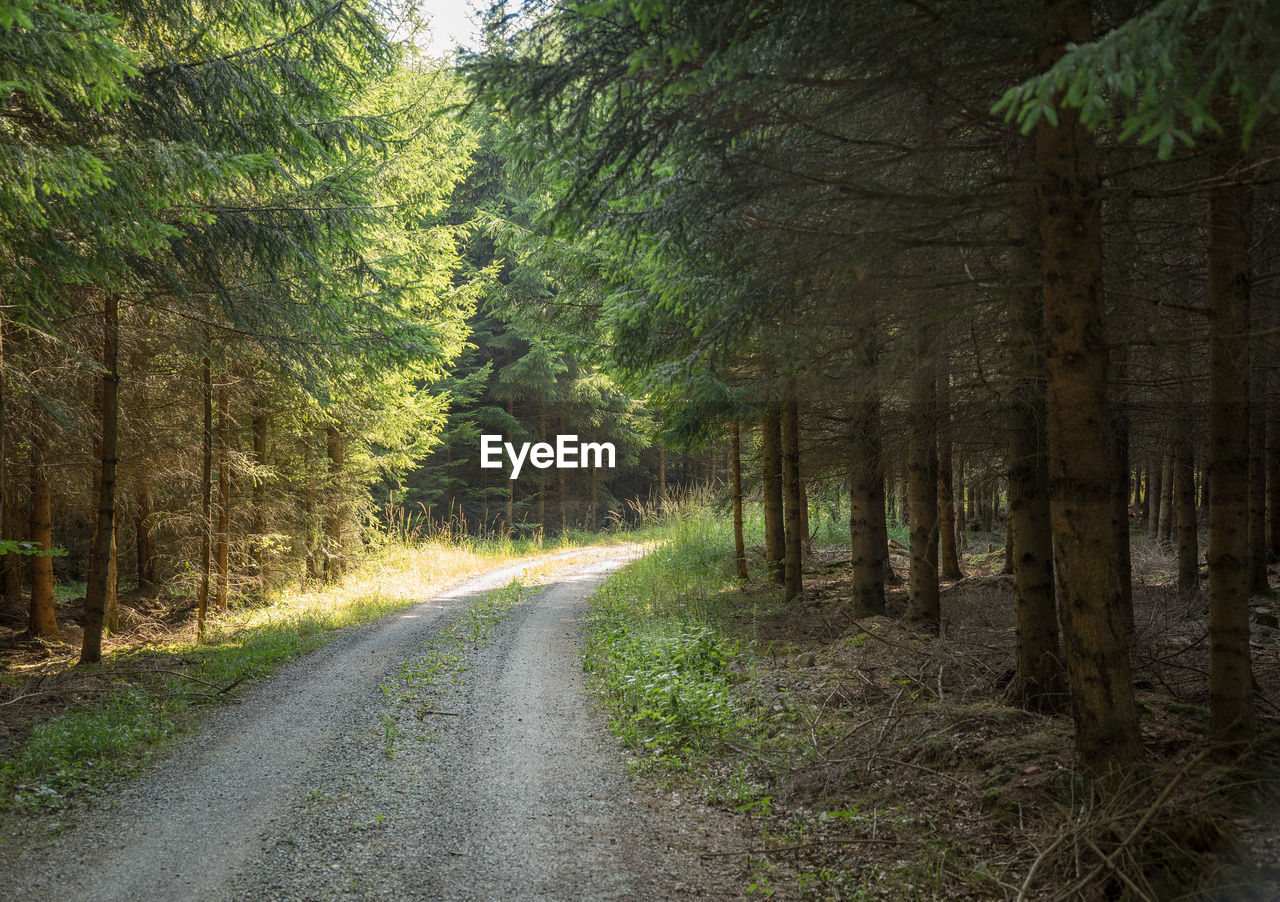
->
585;504;759;763
993;0;1280;156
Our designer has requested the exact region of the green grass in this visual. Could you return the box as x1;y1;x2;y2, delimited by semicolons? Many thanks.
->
0;536;555;818
584;500;765;767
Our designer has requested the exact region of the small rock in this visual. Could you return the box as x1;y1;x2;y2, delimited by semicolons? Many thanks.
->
798;652;816;668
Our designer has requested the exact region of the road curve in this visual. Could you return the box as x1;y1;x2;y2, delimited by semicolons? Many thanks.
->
1;547;730;901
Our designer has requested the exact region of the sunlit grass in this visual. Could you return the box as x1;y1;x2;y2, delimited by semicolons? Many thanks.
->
0;536;558;819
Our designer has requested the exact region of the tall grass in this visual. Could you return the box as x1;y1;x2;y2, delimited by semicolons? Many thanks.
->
585;493;765;766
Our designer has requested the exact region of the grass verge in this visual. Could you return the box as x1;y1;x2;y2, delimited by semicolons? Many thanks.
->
0;537;549;823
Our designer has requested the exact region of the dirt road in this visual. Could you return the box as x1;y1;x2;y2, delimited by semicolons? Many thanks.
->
1;547;729;901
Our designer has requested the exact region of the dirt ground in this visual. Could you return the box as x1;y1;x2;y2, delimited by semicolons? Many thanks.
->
692;535;1280;900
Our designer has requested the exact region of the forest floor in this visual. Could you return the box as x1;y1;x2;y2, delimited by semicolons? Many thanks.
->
0;544;743;900
587;526;1280;900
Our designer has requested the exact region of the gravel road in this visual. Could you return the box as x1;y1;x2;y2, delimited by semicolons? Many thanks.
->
1;547;733;901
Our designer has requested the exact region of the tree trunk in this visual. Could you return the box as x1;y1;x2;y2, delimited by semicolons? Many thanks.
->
781;377;803;600
938;374;962;579
850;378;887;616
197;356;212;638
658;446;667;500
216;384;230;611
104;519;118;634
954;454;967;551
1176;439;1199;596
731;419;748;580
1112;392;1134;629
1007;167;1065;711
2;485;20;610
304;435;320;583
27;450;58;638
324;425;345;582
1268;393;1280;558
1146;457;1161;533
1037;0;1144;788
1158;450;1175;546
761;401;786;586
135;476;158;592
82;294;120;665
1248;381;1269;595
1206;91;1256;750
0;310;9;611
251;405;268;595
800;479;812;556
506;396;515;533
904;328;939;633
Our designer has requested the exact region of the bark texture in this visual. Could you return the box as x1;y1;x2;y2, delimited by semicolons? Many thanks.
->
1176;439;1199;596
761;402;786;586
27;452;57;638
731;419;748;580
1036;0;1144;787
1206;92;1256;749
781;378;804;600
1008;178;1064;711
904;329;939;633
82;294;120;664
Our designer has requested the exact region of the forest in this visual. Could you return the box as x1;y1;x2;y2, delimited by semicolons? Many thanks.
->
2;0;1280;899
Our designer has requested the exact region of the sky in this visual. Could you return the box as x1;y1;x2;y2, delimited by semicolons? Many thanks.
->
418;1;486;57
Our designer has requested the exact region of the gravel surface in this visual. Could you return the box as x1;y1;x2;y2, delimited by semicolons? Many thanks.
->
0;547;734;901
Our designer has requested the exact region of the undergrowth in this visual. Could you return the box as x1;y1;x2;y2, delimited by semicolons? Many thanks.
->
585;502;764;767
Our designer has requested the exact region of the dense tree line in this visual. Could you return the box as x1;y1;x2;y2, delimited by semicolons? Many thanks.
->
0;1;685;667
466;0;1280;790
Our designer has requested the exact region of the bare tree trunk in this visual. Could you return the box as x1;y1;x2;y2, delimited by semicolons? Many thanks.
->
135;476;158;592
761;401;786;586
850;376;887;616
954;453;967;551
1176;439;1199;596
1249;377;1270;595
82;294;120;664
938;374;962;579
251;404;268;595
1037;0;1144;788
2;484;20;609
731;419;748;580
800;479;812;556
658;446;667;500
1206;91;1256;750
104;519;118;633
1158;450;1175;546
216;384;230;611
781;377;803;600
1146;456;1161;533
904;328;939;633
28;449;58;638
1112;381;1134;629
324;425;345;582
197;356;212;638
1268;392;1280;559
0;310;9;611
1008;177;1064;710
304;435;320;584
